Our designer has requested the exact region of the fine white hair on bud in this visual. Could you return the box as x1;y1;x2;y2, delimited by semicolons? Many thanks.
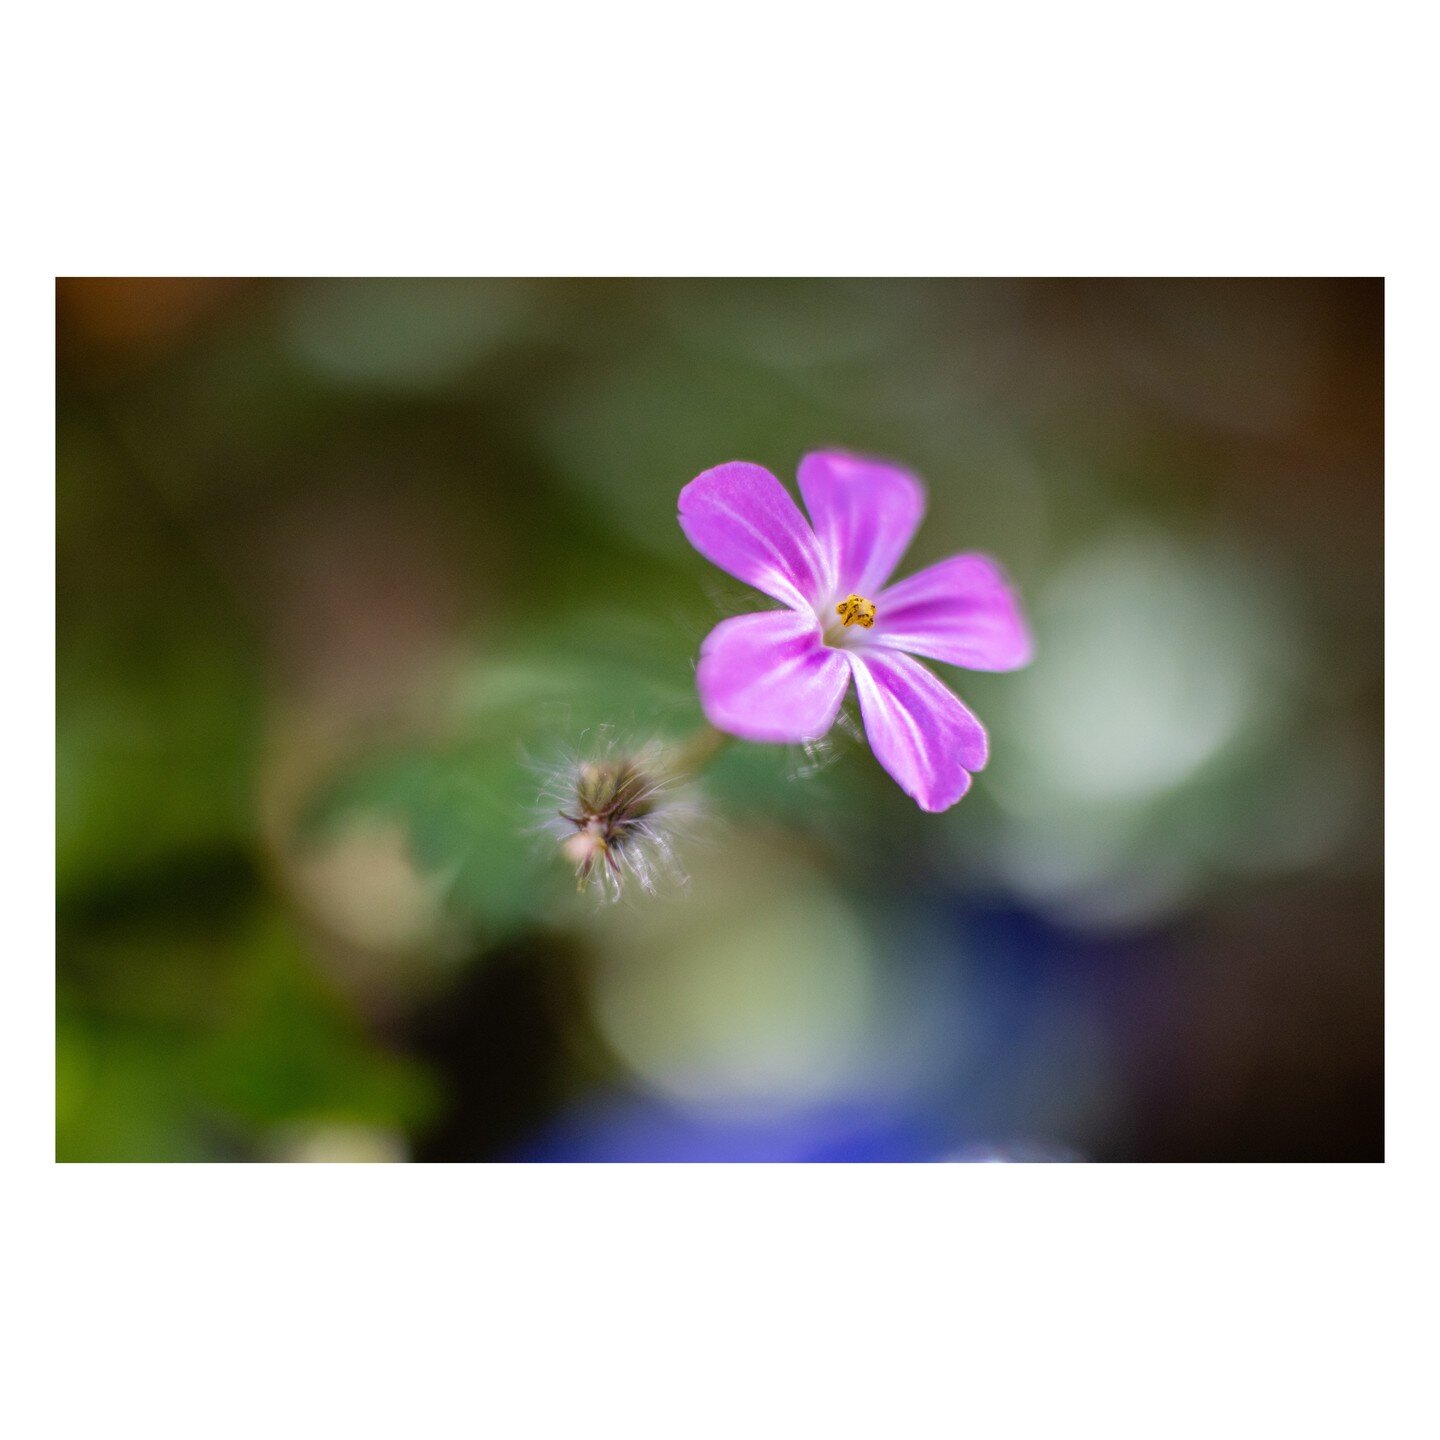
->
536;733;695;903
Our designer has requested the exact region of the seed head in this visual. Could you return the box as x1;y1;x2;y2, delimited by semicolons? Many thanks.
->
541;740;691;902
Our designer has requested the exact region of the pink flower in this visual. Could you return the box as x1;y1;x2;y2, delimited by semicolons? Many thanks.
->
678;452;1033;812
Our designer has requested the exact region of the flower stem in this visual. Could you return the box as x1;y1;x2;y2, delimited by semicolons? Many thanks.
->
667;723;730;780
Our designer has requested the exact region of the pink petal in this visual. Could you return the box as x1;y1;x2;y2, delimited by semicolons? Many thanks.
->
697;610;850;743
797;450;925;598
679;461;830;612
871;554;1033;671
847;649;988;812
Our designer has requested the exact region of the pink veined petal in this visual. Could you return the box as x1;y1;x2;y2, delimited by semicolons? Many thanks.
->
679;461;830;612
847;649;988;812
697;610;851;744
871;554;1034;671
797;450;926;599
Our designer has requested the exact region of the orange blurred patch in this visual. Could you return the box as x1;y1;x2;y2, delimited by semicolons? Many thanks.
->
57;276;249;370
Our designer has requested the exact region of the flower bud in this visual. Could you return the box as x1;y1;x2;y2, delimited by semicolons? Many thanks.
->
541;739;692;902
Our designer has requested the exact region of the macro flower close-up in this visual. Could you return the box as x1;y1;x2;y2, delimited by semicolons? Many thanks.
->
56;277;1383;1171
679;452;1033;811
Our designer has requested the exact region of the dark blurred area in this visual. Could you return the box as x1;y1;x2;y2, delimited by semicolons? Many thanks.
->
55;277;1383;1162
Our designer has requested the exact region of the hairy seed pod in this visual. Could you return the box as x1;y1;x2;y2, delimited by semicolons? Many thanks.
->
539;738;695;902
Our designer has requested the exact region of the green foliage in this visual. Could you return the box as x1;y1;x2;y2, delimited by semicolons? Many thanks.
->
57;909;435;1161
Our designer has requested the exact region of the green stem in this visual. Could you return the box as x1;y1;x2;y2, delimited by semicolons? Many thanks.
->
667;723;731;780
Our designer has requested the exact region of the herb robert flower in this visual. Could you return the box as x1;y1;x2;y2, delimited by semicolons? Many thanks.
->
679;451;1032;811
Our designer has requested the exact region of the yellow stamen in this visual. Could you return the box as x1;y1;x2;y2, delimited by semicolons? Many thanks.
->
836;593;876;629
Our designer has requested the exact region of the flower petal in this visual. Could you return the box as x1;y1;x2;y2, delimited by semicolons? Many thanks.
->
679;461;829;611
872;554;1033;671
847;649;988;812
797;450;925;598
697;610;850;743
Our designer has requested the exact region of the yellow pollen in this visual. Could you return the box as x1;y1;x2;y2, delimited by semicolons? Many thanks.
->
836;593;876;629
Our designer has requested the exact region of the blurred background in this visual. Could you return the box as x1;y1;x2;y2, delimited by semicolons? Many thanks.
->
55;278;1383;1162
